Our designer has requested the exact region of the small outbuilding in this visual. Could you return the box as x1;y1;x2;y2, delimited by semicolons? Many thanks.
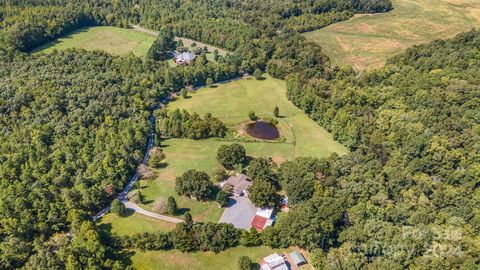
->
289;251;307;267
261;253;288;270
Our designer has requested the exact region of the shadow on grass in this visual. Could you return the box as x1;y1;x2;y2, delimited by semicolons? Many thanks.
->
252;263;261;270
175;207;191;216
155;162;169;169
98;222;135;267
123;208;136;217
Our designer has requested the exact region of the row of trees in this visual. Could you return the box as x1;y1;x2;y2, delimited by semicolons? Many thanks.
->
158;109;227;139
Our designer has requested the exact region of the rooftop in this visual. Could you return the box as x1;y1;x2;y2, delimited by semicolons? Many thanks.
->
289;251;307;266
256;207;274;219
263;253;288;270
251;215;268;231
174;52;197;62
222;174;252;195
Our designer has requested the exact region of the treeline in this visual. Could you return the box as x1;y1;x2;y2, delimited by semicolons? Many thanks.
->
121;215;240;253
157;109;227;139
277;30;480;269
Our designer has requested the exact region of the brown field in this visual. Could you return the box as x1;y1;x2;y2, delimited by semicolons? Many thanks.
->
304;0;480;71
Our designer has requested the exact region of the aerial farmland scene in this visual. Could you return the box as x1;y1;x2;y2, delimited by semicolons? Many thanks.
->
0;1;479;269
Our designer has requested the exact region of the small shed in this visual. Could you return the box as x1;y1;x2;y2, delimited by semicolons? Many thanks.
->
262;253;288;270
289;251;307;266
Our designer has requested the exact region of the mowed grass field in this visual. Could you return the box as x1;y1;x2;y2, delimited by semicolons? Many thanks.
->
136;75;347;228
131;246;315;270
99;212;176;236
33;26;156;56
304;0;480;70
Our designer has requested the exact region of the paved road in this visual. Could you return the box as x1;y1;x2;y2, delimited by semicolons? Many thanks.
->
125;201;183;223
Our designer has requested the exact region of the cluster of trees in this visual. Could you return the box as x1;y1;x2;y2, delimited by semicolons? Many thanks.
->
247;158;280;208
175;170;214;201
158;109;227;139
216;143;247;169
147;28;176;61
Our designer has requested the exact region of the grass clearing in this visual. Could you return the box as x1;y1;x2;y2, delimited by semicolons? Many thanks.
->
130;246;315;270
303;0;480;70
98;212;176;236
33;26;156;56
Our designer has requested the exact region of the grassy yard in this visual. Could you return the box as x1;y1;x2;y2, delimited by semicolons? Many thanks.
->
136;75;347;229
130;246;315;270
98;212;176;236
33;26;156;56
303;0;480;70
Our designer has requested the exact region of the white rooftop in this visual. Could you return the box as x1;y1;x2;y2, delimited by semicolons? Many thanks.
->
256;207;274;219
264;253;285;268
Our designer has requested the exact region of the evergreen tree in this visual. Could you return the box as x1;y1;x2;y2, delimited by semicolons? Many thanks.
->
166;196;177;215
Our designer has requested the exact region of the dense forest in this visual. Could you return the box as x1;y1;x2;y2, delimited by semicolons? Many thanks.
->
1;0;479;269
280;30;480;269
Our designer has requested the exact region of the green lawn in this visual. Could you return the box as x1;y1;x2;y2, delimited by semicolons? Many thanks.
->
33;26;156;56
136;75;347;228
98;212;176;236
303;0;480;70
130;246;314;270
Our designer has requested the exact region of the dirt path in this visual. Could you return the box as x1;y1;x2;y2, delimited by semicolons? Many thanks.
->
124;201;183;223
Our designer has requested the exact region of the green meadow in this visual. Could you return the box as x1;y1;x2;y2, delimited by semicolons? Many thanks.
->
33;26;156;56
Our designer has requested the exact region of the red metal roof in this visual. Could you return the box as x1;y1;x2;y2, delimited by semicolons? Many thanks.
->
251;215;268;231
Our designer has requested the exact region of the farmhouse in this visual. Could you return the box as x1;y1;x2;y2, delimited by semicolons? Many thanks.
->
174;52;197;64
261;253;288;270
221;174;252;197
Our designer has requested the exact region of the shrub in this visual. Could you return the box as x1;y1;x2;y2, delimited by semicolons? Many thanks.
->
111;199;127;217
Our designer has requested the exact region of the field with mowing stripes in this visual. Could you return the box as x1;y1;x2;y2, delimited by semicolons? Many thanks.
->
304;0;480;70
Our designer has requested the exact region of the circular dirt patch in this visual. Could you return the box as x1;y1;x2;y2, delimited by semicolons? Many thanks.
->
245;121;280;140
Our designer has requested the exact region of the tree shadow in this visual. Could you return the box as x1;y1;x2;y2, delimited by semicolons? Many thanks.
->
155;162;169;169
224;198;238;208
123;208;136;217
117;250;135;267
175;207;191;216
251;263;261;270
141;199;155;205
